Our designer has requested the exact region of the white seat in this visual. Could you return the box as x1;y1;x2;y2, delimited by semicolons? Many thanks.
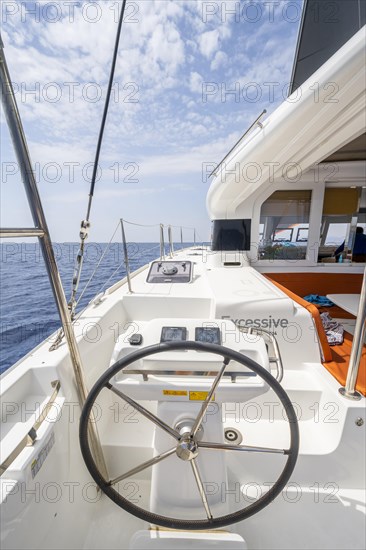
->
129;530;247;549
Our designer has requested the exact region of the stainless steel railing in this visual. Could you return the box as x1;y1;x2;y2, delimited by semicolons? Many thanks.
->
339;267;366;401
237;325;284;383
120;219;198;294
0;38;108;478
160;223;165;260
168;225;174;258
209;109;267;178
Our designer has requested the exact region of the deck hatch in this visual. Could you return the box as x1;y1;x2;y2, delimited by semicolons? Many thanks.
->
147;261;192;283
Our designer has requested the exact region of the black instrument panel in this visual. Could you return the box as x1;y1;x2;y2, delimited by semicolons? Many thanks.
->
195;327;221;345
161;327;188;343
160;326;221;345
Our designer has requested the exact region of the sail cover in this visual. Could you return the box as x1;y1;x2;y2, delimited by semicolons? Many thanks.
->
290;0;365;94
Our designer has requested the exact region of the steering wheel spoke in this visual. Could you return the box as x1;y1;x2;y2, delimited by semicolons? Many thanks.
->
190;357;230;438
190;459;213;520
106;382;180;440
198;441;289;455
108;447;176;486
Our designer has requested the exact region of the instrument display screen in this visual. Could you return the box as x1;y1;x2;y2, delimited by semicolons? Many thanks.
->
195;327;221;345
161;326;187;343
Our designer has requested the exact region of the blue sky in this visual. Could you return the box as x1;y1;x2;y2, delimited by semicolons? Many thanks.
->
1;0;302;242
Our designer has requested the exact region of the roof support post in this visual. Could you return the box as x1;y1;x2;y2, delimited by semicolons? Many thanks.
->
339;267;366;400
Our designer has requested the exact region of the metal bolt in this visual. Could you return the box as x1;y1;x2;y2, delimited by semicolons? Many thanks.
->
355;417;364;427
176;438;199;461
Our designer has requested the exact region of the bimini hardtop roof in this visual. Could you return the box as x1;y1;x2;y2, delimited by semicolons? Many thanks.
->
290;0;366;95
206;27;366;220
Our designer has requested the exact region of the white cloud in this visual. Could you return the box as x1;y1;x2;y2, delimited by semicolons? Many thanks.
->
189;71;203;93
198;29;220;58
148;23;185;74
210;50;228;70
44;187;161;203
132;133;242;177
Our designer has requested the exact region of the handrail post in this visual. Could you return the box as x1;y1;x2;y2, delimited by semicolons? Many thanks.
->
194;228;196;246
180;226;183;246
120;219;132;293
0;40;108;478
339;266;366;400
168;225;174;258
160;224;165;260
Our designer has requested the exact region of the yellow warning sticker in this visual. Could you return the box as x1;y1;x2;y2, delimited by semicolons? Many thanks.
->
189;391;215;401
163;390;188;396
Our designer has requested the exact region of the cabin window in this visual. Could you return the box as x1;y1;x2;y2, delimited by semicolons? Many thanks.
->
258;190;312;260
319;187;366;263
212;219;251;251
296;228;309;242
323;223;349;246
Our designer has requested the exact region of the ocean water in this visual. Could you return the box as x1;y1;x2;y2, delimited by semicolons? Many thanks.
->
0;242;192;374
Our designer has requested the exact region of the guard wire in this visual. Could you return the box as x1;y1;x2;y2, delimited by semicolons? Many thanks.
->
68;0;127;318
86;0;128;220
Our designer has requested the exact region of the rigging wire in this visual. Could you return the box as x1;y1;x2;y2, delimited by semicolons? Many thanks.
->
121;219;161;228
86;0;128;221
75;220;122;308
68;0;127;319
122;219;203;241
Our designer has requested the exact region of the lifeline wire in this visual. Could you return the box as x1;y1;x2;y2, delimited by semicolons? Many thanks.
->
68;0;128;318
86;0;128;221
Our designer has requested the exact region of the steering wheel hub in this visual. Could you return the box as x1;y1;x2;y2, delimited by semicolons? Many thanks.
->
176;437;199;461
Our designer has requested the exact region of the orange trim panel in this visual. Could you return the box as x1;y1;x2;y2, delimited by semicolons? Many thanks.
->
265;277;333;362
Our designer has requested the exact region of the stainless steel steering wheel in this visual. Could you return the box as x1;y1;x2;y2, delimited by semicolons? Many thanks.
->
79;340;299;530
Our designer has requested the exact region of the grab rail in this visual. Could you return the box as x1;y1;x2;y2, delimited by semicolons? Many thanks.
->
120;369;256;383
0;228;45;238
0;381;61;476
237;325;284;383
209;109;267;178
